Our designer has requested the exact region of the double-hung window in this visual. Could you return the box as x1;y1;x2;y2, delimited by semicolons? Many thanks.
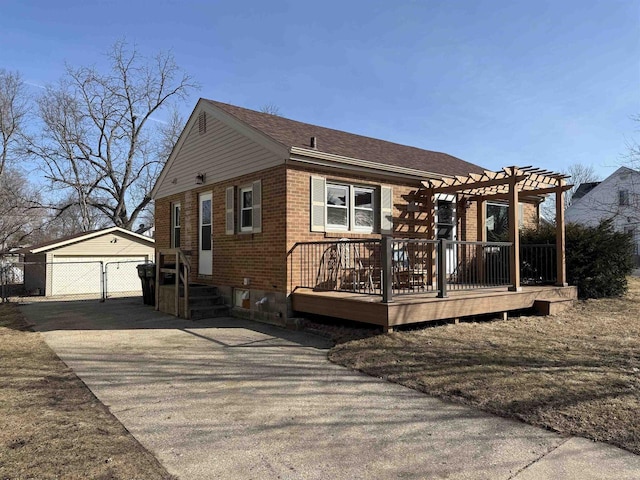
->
311;176;392;234
326;184;349;229
240;187;253;232
353;187;374;229
326;183;375;232
171;202;181;248
225;181;262;235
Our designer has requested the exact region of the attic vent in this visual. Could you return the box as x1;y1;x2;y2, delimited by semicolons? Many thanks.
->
310;136;317;149
198;112;207;134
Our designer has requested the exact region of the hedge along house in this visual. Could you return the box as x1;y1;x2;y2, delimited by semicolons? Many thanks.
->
151;99;576;331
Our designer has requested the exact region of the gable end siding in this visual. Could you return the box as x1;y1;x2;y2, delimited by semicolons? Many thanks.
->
155;115;284;199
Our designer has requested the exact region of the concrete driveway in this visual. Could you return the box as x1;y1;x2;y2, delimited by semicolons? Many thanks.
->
21;298;640;480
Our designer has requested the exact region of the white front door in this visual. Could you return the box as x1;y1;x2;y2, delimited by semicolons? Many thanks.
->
199;193;212;275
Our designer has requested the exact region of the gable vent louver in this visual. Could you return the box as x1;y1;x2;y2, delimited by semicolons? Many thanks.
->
198;112;207;134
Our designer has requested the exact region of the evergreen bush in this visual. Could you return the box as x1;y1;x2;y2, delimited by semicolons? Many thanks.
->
521;220;634;299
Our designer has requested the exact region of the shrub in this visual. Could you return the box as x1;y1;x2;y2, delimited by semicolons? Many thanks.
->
521;220;635;299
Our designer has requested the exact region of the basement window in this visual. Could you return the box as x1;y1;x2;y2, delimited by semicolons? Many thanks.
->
234;289;250;309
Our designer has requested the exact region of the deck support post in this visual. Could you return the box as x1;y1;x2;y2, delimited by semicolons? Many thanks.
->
507;169;521;292
437;238;448;298
381;235;394;303
555;180;568;286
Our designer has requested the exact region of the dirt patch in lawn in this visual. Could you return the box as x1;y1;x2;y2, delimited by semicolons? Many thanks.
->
329;277;640;455
0;303;174;480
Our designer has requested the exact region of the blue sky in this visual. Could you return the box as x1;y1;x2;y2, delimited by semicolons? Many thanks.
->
1;0;638;179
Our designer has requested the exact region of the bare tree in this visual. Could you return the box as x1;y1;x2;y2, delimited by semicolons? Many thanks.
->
0;168;46;249
541;163;599;220
259;103;281;116
0;70;29;177
45;194;110;237
623;114;640;168
26;41;197;230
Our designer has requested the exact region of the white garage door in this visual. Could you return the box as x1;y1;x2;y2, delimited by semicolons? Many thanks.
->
50;256;148;297
104;257;149;296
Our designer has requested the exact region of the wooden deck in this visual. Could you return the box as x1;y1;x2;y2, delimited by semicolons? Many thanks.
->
291;285;578;331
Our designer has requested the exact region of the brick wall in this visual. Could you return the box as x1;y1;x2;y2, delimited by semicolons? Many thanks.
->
155;165;288;292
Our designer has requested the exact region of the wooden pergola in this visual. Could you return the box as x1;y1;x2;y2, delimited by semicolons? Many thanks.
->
421;166;572;290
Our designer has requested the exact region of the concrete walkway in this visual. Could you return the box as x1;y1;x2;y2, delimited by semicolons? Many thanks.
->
21;298;640;480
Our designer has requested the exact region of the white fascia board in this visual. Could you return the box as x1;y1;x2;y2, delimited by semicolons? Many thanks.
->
288;147;449;182
151;101;202;199
30;227;154;254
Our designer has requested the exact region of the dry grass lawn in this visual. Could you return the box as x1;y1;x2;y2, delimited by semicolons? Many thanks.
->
329;277;640;455
0;303;174;480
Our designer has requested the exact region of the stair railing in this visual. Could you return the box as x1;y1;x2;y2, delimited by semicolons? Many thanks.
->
155;248;191;318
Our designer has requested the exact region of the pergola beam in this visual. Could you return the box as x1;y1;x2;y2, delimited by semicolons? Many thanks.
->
422;174;527;195
469;184;573;202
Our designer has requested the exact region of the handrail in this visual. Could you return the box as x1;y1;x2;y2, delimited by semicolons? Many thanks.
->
155;248;191;318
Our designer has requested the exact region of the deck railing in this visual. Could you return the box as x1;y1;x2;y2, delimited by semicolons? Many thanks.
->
289;237;515;301
445;240;512;292
390;238;438;295
520;244;557;285
290;239;383;295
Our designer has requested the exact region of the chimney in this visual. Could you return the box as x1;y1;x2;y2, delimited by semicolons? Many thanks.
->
310;136;317;149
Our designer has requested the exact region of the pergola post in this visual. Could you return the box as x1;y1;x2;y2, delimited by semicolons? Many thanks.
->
508;172;521;291
426;192;436;287
555;179;568;286
476;199;486;282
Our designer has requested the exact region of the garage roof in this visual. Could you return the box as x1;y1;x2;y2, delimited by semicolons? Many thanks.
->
18;227;154;254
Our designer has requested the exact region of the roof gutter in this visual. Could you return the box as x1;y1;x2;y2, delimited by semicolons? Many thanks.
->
288;146;451;182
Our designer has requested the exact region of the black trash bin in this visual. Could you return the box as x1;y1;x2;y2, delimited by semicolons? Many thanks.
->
137;263;156;305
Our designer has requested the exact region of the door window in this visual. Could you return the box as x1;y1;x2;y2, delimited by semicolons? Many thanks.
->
201;198;212;251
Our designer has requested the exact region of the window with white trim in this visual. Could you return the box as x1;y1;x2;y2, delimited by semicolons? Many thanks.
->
240;187;253;232
226;181;262;235
326;184;349;229
171;202;181;248
354;187;374;229
326;183;375;232
310;176;392;234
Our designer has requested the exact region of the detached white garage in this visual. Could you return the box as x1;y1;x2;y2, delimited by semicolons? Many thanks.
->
21;227;155;298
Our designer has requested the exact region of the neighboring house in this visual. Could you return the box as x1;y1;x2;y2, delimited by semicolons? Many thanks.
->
17;227;155;297
566;166;640;254
151;99;573;330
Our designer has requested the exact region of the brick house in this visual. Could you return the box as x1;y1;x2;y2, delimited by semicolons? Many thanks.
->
151;99;574;330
